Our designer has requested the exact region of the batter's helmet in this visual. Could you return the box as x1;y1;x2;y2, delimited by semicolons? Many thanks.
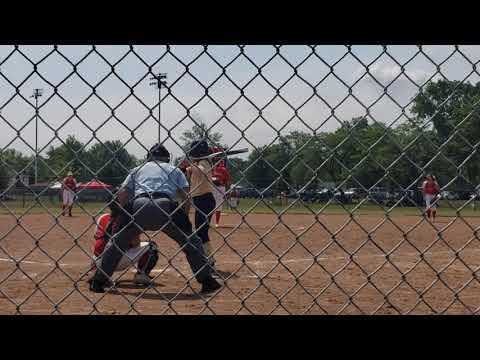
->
188;140;210;158
147;143;170;162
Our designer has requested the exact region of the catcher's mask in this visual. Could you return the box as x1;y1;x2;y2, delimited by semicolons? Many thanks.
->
147;143;170;163
188;140;210;158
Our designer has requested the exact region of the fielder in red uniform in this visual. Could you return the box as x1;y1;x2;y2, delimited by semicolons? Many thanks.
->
62;171;77;217
211;148;231;227
421;174;440;222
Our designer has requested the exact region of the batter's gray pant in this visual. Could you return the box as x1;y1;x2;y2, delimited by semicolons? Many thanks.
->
93;197;212;284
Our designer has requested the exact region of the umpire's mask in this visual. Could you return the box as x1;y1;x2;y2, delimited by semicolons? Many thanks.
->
147;143;171;163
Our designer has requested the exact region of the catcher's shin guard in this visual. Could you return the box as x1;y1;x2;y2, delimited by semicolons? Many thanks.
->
138;242;159;276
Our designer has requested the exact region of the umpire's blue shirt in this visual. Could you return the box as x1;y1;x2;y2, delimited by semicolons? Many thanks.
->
121;161;189;199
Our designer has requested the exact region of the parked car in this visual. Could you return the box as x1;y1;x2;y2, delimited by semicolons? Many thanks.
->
344;188;367;202
333;189;351;204
389;189;423;207
367;187;389;204
440;191;459;201
239;188;259;198
286;189;317;203
257;188;274;198
456;189;474;201
316;188;334;203
0;193;14;201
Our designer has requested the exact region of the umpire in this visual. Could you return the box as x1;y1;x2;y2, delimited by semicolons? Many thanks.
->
88;143;222;294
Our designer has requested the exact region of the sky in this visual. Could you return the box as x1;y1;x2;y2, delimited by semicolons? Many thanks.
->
1;45;479;161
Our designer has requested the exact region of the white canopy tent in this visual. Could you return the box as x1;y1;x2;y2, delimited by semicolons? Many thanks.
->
49;182;62;190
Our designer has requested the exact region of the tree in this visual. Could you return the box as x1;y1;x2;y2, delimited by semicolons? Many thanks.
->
45;135;88;181
245;140;295;192
411;79;480;186
228;157;249;184
0;149;34;187
288;133;333;190
0;160;9;189
180;115;224;149
86;141;136;186
0;149;31;174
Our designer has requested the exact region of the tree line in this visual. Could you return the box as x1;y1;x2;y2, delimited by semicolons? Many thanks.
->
1;79;480;192
239;79;480;192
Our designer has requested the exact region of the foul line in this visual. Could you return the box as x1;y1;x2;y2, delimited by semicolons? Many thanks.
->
1;247;479;275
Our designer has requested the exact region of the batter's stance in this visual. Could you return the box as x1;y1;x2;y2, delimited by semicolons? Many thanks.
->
185;140;217;267
421;174;440;222
88;143;222;294
61;171;77;217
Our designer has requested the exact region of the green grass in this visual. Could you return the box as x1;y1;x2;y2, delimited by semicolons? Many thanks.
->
0;200;109;217
2;197;480;217
224;198;480;217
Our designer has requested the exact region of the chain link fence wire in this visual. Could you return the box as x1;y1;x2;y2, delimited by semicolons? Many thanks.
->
1;45;480;314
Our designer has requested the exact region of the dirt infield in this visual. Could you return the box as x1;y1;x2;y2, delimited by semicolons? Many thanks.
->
1;210;480;314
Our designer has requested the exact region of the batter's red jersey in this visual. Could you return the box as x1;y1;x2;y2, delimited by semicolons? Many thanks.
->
63;177;77;191
212;165;231;187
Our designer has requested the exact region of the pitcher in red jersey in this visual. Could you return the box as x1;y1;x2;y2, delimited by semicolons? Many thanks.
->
62;171;77;217
421;174;441;222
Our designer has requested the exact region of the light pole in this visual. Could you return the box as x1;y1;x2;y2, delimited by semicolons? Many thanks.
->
150;73;167;143
30;88;43;185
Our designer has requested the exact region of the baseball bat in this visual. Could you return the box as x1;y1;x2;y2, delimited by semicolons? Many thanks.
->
189;148;248;161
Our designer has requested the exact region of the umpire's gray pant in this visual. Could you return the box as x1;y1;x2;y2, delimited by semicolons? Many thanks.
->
94;197;212;284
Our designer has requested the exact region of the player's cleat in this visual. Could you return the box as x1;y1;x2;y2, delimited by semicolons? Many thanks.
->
200;277;222;294
88;276;114;293
133;272;154;286
207;257;217;273
88;279;107;293
209;257;216;267
213;269;232;280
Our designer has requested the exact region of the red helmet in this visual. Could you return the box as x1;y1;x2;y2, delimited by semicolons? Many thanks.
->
178;159;190;174
209;146;223;154
209;146;225;166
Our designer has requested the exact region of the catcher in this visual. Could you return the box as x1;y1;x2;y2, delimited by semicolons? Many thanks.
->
90;194;159;286
421;174;440;222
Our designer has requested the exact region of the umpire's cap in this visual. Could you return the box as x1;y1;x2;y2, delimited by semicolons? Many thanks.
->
188;140;210;158
147;143;170;162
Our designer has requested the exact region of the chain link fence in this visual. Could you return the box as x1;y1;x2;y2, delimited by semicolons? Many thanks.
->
1;45;480;314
